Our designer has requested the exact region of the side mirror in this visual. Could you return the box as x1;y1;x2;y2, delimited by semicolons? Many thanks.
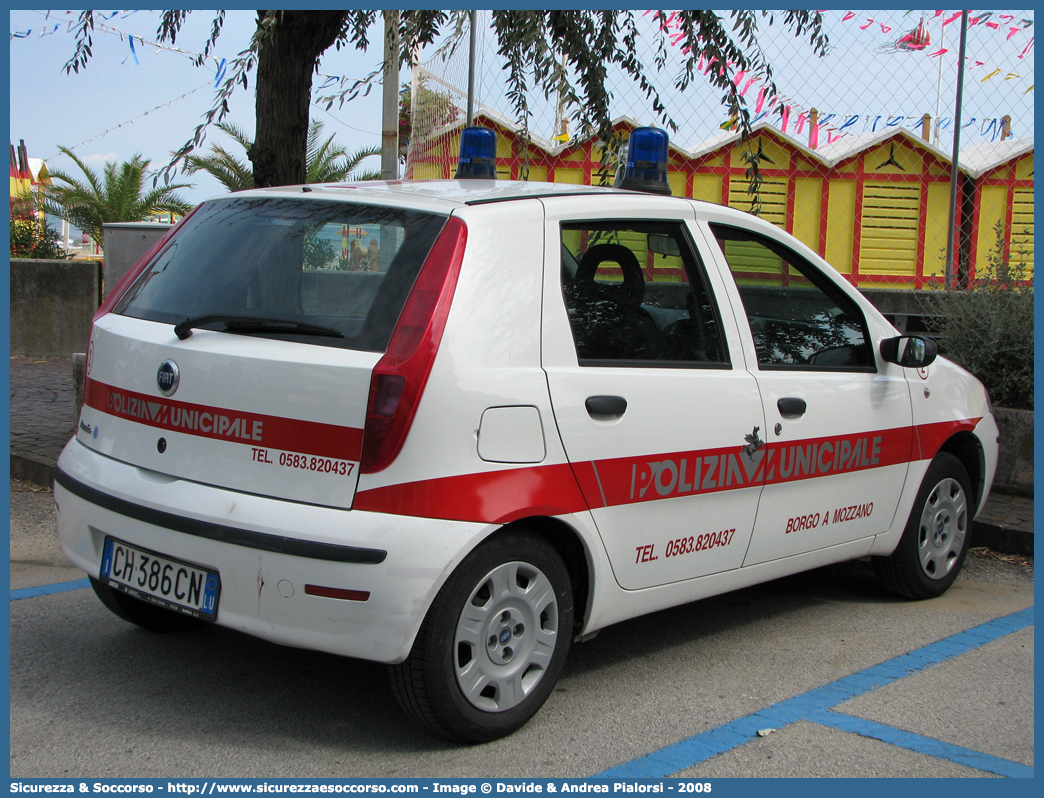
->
880;335;938;368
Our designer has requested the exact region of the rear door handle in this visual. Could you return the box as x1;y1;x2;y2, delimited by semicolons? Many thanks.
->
777;397;807;417
586;395;627;418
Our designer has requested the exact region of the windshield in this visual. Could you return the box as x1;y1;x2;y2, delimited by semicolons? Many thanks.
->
116;197;448;351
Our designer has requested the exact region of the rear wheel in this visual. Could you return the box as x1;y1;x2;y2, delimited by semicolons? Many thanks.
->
389;532;573;742
873;452;973;600
89;576;204;633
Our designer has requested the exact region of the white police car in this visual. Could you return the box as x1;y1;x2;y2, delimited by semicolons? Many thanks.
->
56;128;998;742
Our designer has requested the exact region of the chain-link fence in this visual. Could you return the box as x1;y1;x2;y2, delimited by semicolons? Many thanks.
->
405;10;1034;289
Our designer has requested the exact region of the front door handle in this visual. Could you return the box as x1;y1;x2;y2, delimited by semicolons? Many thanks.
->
777;397;807;417
586;395;627;418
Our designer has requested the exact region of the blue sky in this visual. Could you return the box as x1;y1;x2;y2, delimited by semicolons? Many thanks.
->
9;10;394;205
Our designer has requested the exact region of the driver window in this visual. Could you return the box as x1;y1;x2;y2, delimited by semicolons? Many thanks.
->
560;221;728;366
709;224;874;371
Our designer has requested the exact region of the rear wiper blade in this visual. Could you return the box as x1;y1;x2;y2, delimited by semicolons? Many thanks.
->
174;315;344;340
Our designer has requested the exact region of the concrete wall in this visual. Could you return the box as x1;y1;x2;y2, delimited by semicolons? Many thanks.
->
101;222;172;297
10;258;101;357
993;407;1033;495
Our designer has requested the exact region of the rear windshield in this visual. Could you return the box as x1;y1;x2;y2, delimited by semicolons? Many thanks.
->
116;197;448;351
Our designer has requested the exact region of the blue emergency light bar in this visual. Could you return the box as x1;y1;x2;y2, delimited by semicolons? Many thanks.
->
454;126;498;180
615;127;671;195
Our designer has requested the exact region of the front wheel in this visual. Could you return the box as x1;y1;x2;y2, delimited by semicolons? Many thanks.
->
389;532;574;742
873;452;973;600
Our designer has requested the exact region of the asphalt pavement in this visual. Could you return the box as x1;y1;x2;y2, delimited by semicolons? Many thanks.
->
9;480;1033;778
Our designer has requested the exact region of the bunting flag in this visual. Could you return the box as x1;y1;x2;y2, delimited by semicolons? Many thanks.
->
645;7;1034;130
9;12;222;69
716;106;1017;147
122;34;139;65
843;9;1033;91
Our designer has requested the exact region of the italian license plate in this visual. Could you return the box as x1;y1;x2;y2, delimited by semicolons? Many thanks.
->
100;537;220;620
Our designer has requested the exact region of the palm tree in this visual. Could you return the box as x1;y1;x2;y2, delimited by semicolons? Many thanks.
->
305;120;382;183
181;122;255;193
42;146;193;245
182;119;380;192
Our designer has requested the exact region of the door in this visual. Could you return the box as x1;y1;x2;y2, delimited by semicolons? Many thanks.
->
540;197;767;590
79;196;447;509
701;220;914;566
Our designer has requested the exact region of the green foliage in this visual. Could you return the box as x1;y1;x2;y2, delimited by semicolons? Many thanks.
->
42;147;193;245
923;220;1034;409
398;79;462;146
181;119;380;190
9;195;69;260
181;122;255;192
305;120;381;183
303;231;339;271
64;10;827;188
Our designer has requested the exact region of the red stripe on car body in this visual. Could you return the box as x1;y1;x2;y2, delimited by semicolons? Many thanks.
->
82;377;364;461
913;418;982;462
353;462;589;523
353;418;983;523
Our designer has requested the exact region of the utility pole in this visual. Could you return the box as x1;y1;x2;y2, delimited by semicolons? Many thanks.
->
944;11;969;291
466;10;477;125
381;10;400;180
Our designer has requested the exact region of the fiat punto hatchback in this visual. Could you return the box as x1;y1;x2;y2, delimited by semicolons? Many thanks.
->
56;145;998;742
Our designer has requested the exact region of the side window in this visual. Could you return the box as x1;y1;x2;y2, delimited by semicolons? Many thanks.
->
709;224;874;371
560;221;728;366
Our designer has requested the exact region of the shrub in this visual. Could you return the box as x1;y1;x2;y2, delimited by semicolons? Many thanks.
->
303;231;338;270
9;196;69;260
922;220;1033;409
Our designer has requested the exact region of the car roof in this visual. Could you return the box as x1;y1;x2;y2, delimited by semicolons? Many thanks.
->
207;179;707;213
205;180;763;228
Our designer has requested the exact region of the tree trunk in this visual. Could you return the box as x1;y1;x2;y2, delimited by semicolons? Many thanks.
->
249;10;348;188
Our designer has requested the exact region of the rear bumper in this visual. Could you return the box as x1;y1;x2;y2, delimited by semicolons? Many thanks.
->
55;438;488;663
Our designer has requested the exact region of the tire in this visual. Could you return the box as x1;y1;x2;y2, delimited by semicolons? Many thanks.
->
89;576;204;633
873;452;973;600
389;532;574;743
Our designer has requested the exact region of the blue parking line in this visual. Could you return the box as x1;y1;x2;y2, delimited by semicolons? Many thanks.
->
597;606;1034;778
811;709;1034;779
10;578;91;601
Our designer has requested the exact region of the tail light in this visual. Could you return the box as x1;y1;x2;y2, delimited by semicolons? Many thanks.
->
359;216;468;473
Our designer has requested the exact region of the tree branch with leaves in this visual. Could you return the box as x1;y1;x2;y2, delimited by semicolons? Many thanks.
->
63;10;827;193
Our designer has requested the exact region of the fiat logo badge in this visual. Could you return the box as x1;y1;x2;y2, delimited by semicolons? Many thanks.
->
157;360;180;397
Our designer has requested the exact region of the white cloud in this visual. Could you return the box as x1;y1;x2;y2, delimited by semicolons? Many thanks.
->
82;152;120;165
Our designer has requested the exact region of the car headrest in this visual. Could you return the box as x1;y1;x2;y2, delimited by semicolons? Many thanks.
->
575;243;645;306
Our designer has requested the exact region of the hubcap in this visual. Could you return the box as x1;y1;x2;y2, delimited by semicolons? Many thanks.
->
917;477;968;580
454;561;559;712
